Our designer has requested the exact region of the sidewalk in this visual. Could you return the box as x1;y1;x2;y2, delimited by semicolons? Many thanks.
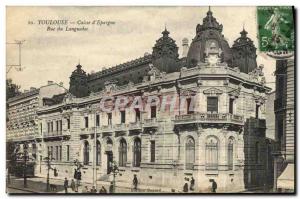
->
7;176;174;193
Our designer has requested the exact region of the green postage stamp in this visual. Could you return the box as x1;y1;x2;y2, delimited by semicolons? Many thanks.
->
257;6;294;52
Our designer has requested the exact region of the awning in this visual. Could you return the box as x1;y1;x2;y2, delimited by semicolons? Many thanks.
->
277;163;295;190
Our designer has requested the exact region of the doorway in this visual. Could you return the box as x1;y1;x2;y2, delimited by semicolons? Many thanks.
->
106;151;113;174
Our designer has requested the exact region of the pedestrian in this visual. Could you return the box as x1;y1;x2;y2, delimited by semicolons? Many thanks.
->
70;179;76;192
190;177;195;191
77;170;82;186
99;186;107;193
211;179;217;193
183;182;189;193
133;174;138;191
109;182;114;193
90;186;97;193
64;177;69;194
73;169;77;179
82;186;89;193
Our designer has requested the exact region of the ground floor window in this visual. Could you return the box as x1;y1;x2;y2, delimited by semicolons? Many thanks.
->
83;141;89;165
133;138;141;167
185;137;195;170
205;137;218;170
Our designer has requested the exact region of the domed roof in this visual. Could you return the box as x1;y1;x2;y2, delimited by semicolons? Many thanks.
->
186;8;232;67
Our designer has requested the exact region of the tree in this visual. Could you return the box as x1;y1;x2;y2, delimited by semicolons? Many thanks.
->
6;78;21;100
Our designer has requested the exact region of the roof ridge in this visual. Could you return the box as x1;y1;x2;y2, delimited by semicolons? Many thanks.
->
89;54;152;77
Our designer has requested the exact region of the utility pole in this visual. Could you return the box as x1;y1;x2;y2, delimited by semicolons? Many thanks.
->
23;147;28;188
93;112;97;187
6;40;26;74
111;161;119;193
45;150;54;192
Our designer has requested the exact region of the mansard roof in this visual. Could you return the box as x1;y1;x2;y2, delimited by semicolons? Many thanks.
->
88;54;152;81
7;88;40;103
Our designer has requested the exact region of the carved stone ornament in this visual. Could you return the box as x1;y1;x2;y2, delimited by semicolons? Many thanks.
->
203;87;223;96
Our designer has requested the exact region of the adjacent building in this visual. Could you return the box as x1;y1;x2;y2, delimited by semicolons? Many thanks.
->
6;81;66;174
274;59;295;192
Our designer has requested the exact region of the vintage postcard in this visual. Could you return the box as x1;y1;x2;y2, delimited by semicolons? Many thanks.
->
6;6;295;194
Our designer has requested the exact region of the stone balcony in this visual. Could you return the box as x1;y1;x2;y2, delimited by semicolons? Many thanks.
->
101;125;114;133
173;113;244;126
115;123;128;132
143;118;159;128
128;121;142;131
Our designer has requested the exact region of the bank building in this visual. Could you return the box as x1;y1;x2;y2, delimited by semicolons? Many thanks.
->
7;8;274;192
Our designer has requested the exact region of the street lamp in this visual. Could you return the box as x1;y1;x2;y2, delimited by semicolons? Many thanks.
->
15;143;31;188
110;161;119;193
73;159;83;189
44;150;55;192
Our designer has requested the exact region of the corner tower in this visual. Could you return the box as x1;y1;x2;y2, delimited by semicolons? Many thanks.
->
231;28;257;73
69;64;89;98
152;28;179;73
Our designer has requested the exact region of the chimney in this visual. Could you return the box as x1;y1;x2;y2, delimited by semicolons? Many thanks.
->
59;82;63;86
182;38;189;57
30;87;36;91
47;81;54;85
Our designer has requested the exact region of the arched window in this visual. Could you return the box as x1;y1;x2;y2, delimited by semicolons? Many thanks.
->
96;140;101;166
83;141;89;165
206;137;218;170
228;138;234;170
133;138;141;167
185;137;195;170
119;139;127;167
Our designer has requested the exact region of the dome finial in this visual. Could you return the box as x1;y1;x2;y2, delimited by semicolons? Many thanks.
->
162;24;169;37
207;6;212;15
240;23;248;37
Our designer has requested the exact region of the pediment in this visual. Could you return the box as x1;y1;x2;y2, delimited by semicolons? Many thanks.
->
228;88;240;98
203;87;223;95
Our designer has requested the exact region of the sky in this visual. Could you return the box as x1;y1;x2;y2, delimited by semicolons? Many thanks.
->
6;6;276;91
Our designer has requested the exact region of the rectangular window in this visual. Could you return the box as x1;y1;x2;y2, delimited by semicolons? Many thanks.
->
121;111;126;124
59;146;62;161
135;108;141;122
60;120;62;133
47;122;50;134
51;122;53;132
107;113;112;125
229;98;234;114
56;146;59;161
56;121;59;132
50;146;53;159
255;104;260;119
96;114;100;127
207;97;218;113
151;106;156;118
186;98;194;114
66;145;70;161
84;116;89;128
67;118;70;129
40;123;43;135
150;141;155;162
